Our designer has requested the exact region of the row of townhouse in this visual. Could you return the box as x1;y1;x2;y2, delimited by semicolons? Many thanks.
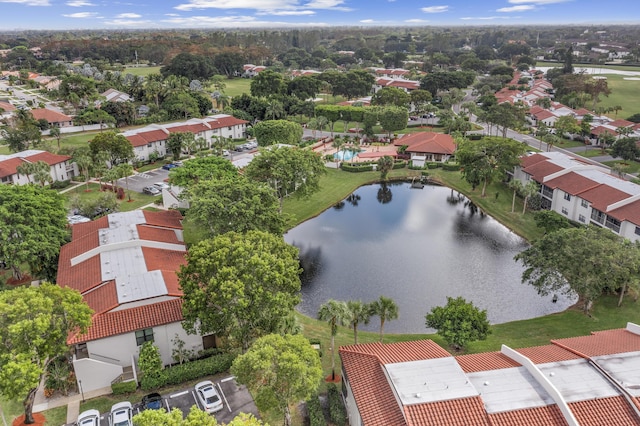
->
123;114;248;163
0;149;77;185
512;151;640;242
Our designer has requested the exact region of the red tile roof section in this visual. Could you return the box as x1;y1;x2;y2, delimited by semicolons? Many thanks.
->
161;270;183;297
394;132;456;155
552;328;640;357
521;160;564;182
516;344;582;364
488;405;568;426
543;171;599;194
57;255;103;294
126;134;148;147
608;198;640;225
405;397;491;426
26;151;71;166
141;247;186;283
136;225;181;244
342;340;451;364
569;396;640;426
0;157;24;178
71;216;109;239
30;108;72;123
341;351;407;426
579;184;631;212
206;116;249;129
456;352;520;373
81;281;119;315
143;209;183;228
69;298;184;344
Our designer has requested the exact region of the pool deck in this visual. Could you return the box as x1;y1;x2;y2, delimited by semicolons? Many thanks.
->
312;139;398;162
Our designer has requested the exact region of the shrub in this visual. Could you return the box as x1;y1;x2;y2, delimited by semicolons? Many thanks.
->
140;352;235;390
442;163;460;171
392;161;406;170
327;383;347;426
340;163;374;172
426;162;442;169
421;171;430;177
307;394;327;426
50;179;71;189
112;380;137;395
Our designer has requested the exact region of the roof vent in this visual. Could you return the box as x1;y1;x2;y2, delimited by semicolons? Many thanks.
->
484;381;490;386
415;393;421;398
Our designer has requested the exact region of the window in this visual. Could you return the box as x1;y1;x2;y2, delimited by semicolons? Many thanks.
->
135;328;154;346
636;227;640;236
564;193;571;201
561;207;568;215
605;216;621;233
581;199;588;208
579;214;586;223
147;143;152;148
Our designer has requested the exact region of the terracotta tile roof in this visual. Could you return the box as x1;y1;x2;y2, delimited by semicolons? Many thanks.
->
340;351;407;425
26;151;70;166
574;108;592;116
529;105;545;115
71;216;109;239
341;340;450;364
167;123;209;134
533;110;558;121
569;396;640;426
161;270;183;297
579;184;630;212
30;108;72;123
521;153;553;169
608;198;640;225
544;171;600;194
522;160;564;182
136;129;168;143
488;405;568;426
388;80;420;90
69;298;184;344
456;352;520;373
136;225;181;244
591;125;618;137
0;101;15;112
516;344;582;364
141;246;186;277
207;115;249;129
394;132;456;155
126;134;148;147
552;329;640;357
0;157;24;178
143;209;183;228
405;397;491;426
82;281;119;315
57;254;103;294
609;119;634;128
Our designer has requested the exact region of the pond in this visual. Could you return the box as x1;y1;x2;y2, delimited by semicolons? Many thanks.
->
284;182;576;334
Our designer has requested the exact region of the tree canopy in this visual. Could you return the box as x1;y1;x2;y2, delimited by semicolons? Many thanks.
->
515;226;640;312
133;406;265;426
252;120;303;147
184;175;286;239
168;156;237;188
371;87;410;107
160;53;217;81
0;283;92;424
611;137;640;162
244;146;326;211
0;184;68;281
231;334;322;426
88;131;135;168
425;296;491;350
178;230;302;351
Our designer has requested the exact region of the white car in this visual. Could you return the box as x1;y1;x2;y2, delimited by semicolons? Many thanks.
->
194;380;224;413
109;401;132;426
77;409;100;426
152;182;170;190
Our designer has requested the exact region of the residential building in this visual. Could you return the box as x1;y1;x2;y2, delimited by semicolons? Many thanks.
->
341;322;640;425
374;77;420;93
100;88;133;103
513;151;640;242
57;210;217;394
242;64;266;78
0;149;77;185
30;108;73;128
393;132;456;167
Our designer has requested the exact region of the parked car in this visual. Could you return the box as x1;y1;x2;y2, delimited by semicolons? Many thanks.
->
244;141;258;150
109;402;132;426
152;182;169;190
141;392;164;411
77;409;100;426
194;380;224;414
143;186;161;195
162;163;178;170
222;149;231;157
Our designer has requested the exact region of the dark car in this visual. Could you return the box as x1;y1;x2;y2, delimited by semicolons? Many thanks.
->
141;393;164;411
162;163;177;170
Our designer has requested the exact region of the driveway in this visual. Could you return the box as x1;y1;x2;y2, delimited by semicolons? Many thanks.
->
117;168;170;193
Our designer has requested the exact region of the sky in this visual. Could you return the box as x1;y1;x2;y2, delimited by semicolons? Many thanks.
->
0;0;638;31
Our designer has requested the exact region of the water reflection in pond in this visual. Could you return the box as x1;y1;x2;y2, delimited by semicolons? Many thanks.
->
285;182;575;334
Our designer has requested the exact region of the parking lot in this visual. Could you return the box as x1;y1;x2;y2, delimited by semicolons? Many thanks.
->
116;168;170;194
71;374;259;425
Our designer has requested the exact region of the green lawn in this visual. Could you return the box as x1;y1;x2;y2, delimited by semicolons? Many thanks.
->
593;73;640;119
124;66;162;77
211;77;251;98
63;182;161;212
535;62;640;73
603;159;640;174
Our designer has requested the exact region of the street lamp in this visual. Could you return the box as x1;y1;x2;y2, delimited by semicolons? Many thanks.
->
78;379;85;403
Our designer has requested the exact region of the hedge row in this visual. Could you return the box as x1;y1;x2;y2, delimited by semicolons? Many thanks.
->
111;380;137;395
327;383;347;426
442;163;461;171
307;394;327;426
392;161;407;170
340;163;374;172
140;352;236;391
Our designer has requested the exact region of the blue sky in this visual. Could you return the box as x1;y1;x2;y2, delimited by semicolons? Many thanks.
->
0;0;637;30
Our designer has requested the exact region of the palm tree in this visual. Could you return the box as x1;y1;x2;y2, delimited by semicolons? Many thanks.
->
317;300;350;381
73;148;93;192
508;179;523;214
307;118;319;138
265;100;284;120
31;161;53;187
521;181;539;214
49;127;62;150
369;296;399;343
116;163;134;201
332;136;345;161
347;301;371;344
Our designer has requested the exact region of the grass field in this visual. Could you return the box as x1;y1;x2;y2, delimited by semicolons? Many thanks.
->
63;182;161;212
124;66;162;77
211;77;251;98
536;62;640;73
593;73;640;119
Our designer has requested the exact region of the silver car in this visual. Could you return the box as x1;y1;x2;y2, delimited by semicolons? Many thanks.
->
77;409;100;426
109;401;132;426
194;380;223;414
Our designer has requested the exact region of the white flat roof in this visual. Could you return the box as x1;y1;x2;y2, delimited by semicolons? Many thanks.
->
384;357;478;405
538;359;619;403
467;367;554;413
594;350;640;397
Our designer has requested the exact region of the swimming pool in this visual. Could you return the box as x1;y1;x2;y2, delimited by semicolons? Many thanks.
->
333;149;362;161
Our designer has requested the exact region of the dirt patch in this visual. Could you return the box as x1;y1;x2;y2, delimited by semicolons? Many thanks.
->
12;413;46;426
6;274;32;286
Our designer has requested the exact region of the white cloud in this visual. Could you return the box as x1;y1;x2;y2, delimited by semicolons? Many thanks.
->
421;5;448;13
62;11;98;18
509;0;569;3
498;5;535;12
115;12;141;18
460;16;518;20
165;13;180;16
105;19;152;26
359;19;374;23
405;18;429;23
66;0;94;6
174;0;350;13
0;0;50;5
161;14;328;27
257;9;315;15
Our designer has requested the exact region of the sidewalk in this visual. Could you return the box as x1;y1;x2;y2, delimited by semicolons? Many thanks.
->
33;386;112;424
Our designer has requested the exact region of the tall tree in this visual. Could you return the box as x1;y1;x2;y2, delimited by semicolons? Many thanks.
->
49;127;61;150
611;137;640;162
0;184;68;281
317;300;351;381
179;231;301;352
253;120;303;146
369;296;399;343
0;283;92;424
184;175;285;239
377;155;394;181
346;301;371;344
378;106;409;139
231;334;322;426
371;87;411;108
425;296;491;351
168;156;237;188
88;131;134;168
245;146;326;212
31;160;53;187
167;132;193;161
250;70;286;98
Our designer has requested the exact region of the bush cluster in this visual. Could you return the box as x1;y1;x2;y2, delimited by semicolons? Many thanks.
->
392;161;407;170
327;383;347;426
306;394;327;426
426;162;443;169
111;380;137;395
50;179;71;189
442;163;461;171
140;352;235;390
340;163;374;172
